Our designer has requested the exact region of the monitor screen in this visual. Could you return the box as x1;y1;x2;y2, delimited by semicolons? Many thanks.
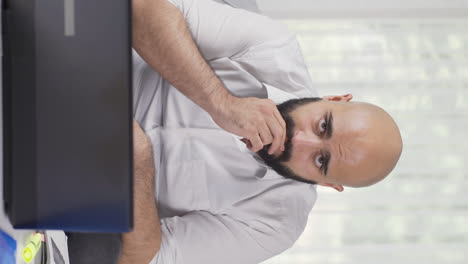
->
2;0;133;232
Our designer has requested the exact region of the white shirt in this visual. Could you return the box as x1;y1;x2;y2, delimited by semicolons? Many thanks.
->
132;0;319;263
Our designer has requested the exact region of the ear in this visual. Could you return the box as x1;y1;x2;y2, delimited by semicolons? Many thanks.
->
323;94;352;102
319;182;344;192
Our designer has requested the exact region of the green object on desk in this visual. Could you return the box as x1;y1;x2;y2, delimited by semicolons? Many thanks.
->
22;233;42;263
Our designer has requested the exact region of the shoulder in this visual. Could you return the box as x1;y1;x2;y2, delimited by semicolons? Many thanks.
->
232;33;317;97
240;180;317;255
231;24;296;60
277;182;317;248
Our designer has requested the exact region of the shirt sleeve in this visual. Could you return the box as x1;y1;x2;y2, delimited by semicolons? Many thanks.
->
219;0;260;13
149;211;293;264
165;0;318;98
165;0;292;61
232;35;320;98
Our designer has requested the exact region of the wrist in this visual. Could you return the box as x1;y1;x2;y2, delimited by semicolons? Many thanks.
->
203;83;236;116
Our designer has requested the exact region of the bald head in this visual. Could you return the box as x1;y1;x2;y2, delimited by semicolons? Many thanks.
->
336;102;402;187
257;95;403;191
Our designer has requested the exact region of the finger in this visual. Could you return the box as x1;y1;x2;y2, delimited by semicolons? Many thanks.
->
258;122;273;146
272;109;286;151
249;133;263;152
240;138;254;149
266;117;284;155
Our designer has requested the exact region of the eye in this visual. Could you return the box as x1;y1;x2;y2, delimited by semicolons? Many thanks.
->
314;154;324;169
318;119;327;134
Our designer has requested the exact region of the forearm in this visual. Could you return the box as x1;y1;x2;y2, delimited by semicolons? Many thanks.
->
132;0;233;114
132;0;288;152
119;146;160;264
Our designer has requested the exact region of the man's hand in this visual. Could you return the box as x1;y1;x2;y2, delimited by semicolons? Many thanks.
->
210;95;286;154
132;0;286;155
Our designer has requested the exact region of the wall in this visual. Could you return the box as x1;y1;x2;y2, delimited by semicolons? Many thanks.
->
258;0;468;18
262;17;468;264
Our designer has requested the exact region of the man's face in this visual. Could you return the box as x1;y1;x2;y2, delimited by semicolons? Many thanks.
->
259;95;402;191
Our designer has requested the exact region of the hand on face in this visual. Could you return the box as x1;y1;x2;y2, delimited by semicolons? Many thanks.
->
210;96;287;154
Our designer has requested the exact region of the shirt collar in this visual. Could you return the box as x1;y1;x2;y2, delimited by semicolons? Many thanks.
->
262;83;299;104
231;134;292;182
232;135;269;167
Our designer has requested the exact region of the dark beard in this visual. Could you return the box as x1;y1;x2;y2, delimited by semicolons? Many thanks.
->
256;97;322;185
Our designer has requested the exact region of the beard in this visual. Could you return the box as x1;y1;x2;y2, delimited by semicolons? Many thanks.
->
256;97;322;184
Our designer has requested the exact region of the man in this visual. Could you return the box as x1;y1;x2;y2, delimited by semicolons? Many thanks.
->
118;0;403;263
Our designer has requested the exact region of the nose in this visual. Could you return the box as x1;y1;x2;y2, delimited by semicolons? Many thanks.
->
292;131;322;148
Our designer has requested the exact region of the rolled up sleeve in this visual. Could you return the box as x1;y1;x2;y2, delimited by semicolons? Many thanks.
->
148;211;287;264
165;0;291;60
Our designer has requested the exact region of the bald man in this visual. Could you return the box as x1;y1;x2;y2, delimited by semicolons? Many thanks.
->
257;95;402;190
114;0;403;264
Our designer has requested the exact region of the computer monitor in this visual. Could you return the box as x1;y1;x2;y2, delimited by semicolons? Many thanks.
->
2;0;133;232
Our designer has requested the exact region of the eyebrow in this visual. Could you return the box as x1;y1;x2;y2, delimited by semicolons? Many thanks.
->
322;112;333;176
325;112;333;139
323;151;331;176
